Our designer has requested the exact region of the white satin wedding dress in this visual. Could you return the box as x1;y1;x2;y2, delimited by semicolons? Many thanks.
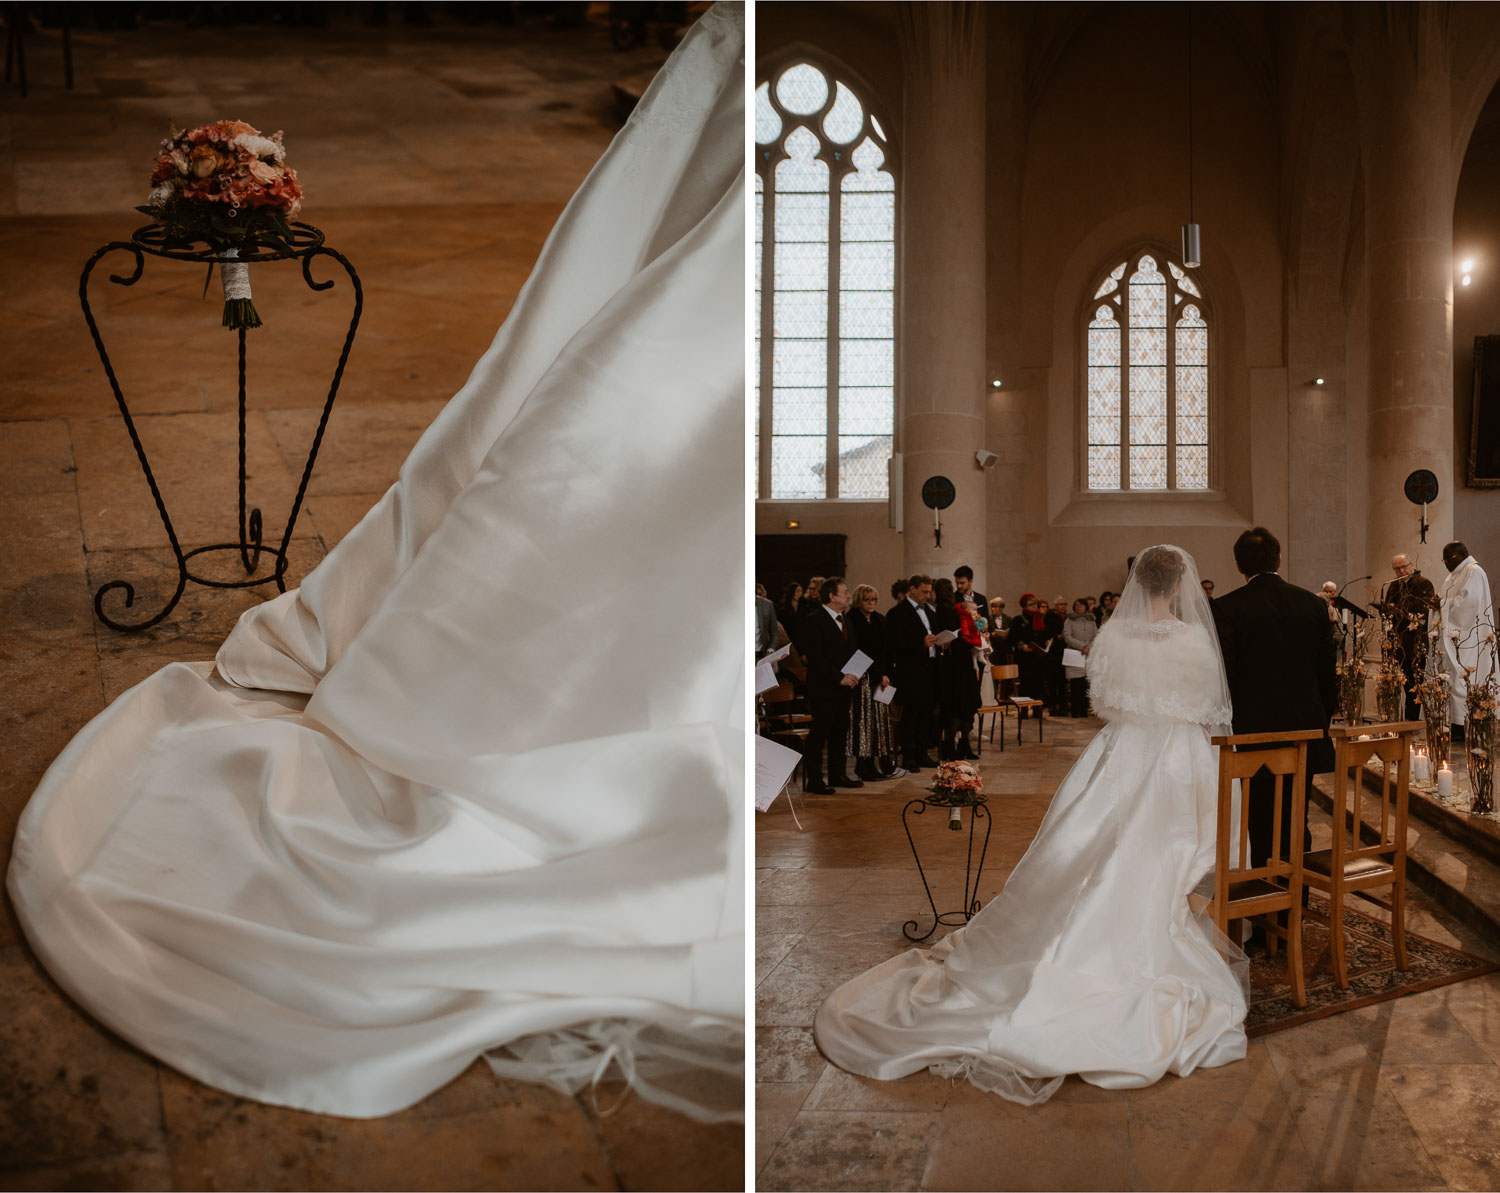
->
8;3;744;1122
815;555;1249;1105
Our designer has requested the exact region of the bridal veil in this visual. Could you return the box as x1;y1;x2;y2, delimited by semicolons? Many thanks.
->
8;3;745;1122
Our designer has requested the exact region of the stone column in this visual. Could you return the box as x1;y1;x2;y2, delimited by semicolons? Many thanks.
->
897;2;987;583
1353;9;1455;577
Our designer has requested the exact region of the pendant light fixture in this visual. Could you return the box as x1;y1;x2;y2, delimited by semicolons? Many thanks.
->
1181;2;1201;268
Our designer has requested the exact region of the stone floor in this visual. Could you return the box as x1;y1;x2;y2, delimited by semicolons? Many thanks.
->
0;8;740;1190
756;716;1500;1192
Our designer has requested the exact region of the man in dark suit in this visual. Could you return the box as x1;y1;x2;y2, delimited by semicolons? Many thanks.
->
953;566;987;622
1211;527;1337;872
886;573;940;773
799;577;864;794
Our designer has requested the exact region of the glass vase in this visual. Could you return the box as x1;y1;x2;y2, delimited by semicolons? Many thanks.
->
1469;714;1496;816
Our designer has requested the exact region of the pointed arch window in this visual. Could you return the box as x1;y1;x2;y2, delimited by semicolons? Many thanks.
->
1085;252;1210;491
755;62;895;500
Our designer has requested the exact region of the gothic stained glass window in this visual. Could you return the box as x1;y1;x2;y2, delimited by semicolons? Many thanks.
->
756;65;894;499
1085;252;1211;492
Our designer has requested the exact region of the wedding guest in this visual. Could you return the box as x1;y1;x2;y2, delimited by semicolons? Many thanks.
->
1011;593;1047;714
887;574;940;772
991;596;1011;632
934;580;981;759
1439;540;1496;742
800;577;825;620
1063;597;1097;717
1043;605;1067;715
1052;596;1069;618
846;584;898;780
987;597;1011;700
1212;527;1335;883
889;577;910;608
954;565;987;621
777;581;803;645
1095;590;1115;627
1384;552;1436;719
799;577;863;794
755;589;777;657
1201;579;1215;603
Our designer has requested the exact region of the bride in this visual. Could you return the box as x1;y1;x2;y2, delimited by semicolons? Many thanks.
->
8;3;744;1123
814;544;1249;1104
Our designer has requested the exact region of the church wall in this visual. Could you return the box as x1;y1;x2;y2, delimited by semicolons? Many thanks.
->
1453;111;1500;582
1005;3;1284;602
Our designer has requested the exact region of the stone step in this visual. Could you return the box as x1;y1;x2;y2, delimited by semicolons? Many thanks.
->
1310;762;1500;944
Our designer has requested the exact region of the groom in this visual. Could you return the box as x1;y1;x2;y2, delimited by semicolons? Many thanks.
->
1211;527;1337;872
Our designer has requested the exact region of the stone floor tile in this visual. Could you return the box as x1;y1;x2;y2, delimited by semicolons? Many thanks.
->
756;1081;815;1178
1285;1074;1445;1190
1343;987;1485;1065
755;903;827;936
1262;1008;1380;1091
583;1076;744;1192
757;1026;829;1085
1381;1063;1500;1190
0;947;167;1169
0;489;94;640
0;418;77;497
0;1150;174;1192
923;1080;1131;1191
265;400;448;498
757;1110;940;1193
71;410;315;554
758;931;804;986
1433;971;1500;1066
0;635;104;776
304;492;383;552
803;1062;952;1113
756;867;863;906
157;1067;616;1192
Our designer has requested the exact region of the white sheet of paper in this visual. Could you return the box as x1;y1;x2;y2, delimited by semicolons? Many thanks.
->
763;643;791;664
842;648;873;680
755;660;778;694
874;684;896;705
933;629;957;646
755;735;802;812
1062;648;1087;669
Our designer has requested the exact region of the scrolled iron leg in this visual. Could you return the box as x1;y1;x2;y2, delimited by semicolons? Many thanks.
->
902;799;941;942
92;567;187;634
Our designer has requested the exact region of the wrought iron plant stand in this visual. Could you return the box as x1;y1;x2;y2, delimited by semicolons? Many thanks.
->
79;222;361;631
901;793;992;942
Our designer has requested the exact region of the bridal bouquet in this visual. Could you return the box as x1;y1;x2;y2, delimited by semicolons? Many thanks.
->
930;761;985;830
138;121;305;329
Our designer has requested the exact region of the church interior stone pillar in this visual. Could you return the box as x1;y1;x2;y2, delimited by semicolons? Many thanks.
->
1354;10;1456;578
897;1;987;581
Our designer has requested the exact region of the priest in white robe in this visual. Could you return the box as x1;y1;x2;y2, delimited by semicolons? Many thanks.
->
1438;540;1497;728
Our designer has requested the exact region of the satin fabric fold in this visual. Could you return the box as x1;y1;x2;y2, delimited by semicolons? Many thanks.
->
9;2;745;1121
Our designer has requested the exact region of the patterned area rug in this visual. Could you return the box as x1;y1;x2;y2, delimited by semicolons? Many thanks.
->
1245;892;1498;1037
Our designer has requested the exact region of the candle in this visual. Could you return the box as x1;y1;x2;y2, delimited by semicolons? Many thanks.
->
1413;750;1429;783
1438;765;1454;799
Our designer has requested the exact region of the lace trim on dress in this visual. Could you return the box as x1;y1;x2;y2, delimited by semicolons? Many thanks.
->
1086;621;1234;727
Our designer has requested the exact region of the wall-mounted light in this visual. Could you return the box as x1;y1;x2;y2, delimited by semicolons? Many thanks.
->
991;379;1003;389
975;450;998;470
785;520;800;529
1460;257;1475;288
1315;377;1325;386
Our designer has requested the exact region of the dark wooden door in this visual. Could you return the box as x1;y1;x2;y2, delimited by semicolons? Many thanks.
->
755;534;846;603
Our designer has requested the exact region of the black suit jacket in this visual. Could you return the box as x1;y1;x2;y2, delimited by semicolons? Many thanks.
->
800;607;857;701
1212;572;1338;772
886;599;938;704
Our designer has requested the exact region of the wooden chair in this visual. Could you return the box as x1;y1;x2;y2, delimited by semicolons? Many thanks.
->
1206;728;1324;1010
976;663;1044;753
758;682;811;791
1302;720;1422;988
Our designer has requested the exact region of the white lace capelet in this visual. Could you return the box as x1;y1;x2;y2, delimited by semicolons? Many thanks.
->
1085;618;1234;728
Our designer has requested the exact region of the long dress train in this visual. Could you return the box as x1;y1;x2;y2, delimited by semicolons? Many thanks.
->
815;614;1248;1104
7;2;745;1122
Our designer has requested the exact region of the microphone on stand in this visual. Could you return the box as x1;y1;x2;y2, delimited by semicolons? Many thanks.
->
1338;574;1372;597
